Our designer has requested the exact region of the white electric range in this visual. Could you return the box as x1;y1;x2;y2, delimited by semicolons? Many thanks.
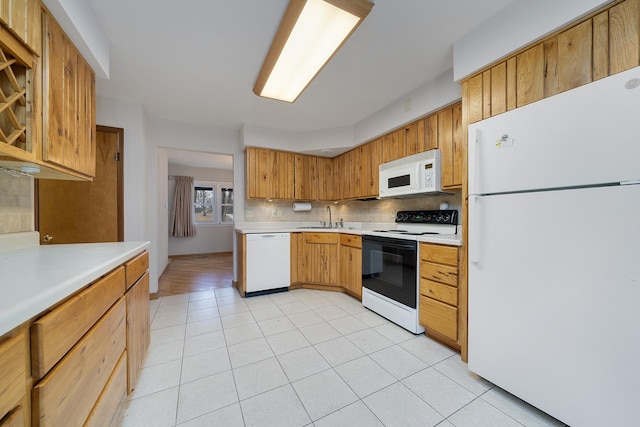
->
361;210;458;333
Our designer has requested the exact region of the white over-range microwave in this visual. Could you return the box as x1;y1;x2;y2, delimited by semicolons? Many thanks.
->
379;149;443;198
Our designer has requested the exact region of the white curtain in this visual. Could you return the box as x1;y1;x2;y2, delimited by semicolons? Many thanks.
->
170;176;197;237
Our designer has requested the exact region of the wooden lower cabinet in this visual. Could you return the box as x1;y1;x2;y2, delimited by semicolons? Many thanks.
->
125;272;150;393
0;250;152;427
0;406;24;427
30;267;125;380
302;233;339;286
32;299;126;427
85;352;128;427
338;234;362;299
0;332;26;426
290;232;362;297
419;243;461;350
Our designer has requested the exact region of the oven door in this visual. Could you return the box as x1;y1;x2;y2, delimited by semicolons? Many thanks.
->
362;235;417;308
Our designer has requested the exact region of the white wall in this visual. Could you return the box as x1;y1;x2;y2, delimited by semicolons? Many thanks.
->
354;69;462;144
167;164;233;256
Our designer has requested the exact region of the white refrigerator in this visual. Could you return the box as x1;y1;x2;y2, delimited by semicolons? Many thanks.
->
468;66;640;427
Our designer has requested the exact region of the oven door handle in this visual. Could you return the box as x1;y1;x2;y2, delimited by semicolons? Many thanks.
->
386;242;418;250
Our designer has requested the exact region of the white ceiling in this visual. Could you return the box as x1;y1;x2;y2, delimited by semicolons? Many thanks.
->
90;0;516;134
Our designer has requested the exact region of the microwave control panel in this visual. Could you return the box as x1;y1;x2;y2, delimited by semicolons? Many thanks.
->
422;161;436;191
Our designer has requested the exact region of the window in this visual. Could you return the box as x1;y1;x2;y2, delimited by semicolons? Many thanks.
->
194;181;233;225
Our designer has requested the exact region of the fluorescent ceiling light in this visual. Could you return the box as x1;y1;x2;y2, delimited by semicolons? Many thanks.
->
254;0;374;103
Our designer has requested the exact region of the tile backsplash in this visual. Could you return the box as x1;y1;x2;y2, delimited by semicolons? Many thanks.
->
244;191;462;224
0;172;34;233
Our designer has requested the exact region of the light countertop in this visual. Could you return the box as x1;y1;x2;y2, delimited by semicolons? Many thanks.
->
0;241;150;336
234;222;463;246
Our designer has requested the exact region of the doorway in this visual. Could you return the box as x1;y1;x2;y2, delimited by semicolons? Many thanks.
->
36;126;124;244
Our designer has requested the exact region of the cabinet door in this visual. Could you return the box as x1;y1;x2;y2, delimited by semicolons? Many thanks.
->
304;233;338;285
439;103;464;190
317;156;334;201
246;148;295;200
404;123;418;156
359;139;380;198
43;12;96;178
350;147;361;199
294;154;318;200
339;245;362;298
126;272;150;393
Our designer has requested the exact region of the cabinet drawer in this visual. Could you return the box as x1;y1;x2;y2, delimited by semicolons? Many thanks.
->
340;234;362;248
304;233;338;244
420;261;458;287
85;352;127;427
420;243;458;266
0;406;24;427
419;295;457;341
33;298;126;427
31;266;125;379
0;333;25;419
125;251;149;290
420;279;458;306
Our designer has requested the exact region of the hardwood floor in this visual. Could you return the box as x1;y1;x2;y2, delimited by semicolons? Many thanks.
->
158;252;233;297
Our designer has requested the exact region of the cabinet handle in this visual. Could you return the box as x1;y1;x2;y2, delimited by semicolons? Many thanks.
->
43;235;54;242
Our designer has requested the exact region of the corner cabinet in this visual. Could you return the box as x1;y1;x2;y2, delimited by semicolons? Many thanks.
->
418;243;461;350
301;233;339;287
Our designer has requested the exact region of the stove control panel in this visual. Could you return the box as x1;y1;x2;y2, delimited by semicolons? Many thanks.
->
395;210;458;224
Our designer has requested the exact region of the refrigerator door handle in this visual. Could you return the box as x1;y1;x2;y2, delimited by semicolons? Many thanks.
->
470;195;481;264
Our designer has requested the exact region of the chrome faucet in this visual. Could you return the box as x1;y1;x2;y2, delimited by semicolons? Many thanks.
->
326;206;332;228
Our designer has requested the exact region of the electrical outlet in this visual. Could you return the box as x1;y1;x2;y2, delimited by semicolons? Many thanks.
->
245;209;253;218
276;209;283;217
272;208;278;217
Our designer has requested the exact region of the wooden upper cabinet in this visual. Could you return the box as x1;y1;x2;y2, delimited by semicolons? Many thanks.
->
381;129;405;163
609;0;640;75
418;115;438;152
317;156;334;201
43;11;96;179
404;123;418;156
463;0;640;123
245;147;294;200
0;0;41;56
359;138;380;198
558;20;593;93
294;154;318;201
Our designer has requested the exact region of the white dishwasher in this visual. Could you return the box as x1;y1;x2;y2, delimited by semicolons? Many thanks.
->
245;233;291;294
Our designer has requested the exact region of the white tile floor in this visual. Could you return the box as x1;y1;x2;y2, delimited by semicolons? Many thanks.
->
120;288;566;427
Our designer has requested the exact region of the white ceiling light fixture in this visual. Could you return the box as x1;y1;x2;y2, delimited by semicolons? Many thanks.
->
254;0;374;103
